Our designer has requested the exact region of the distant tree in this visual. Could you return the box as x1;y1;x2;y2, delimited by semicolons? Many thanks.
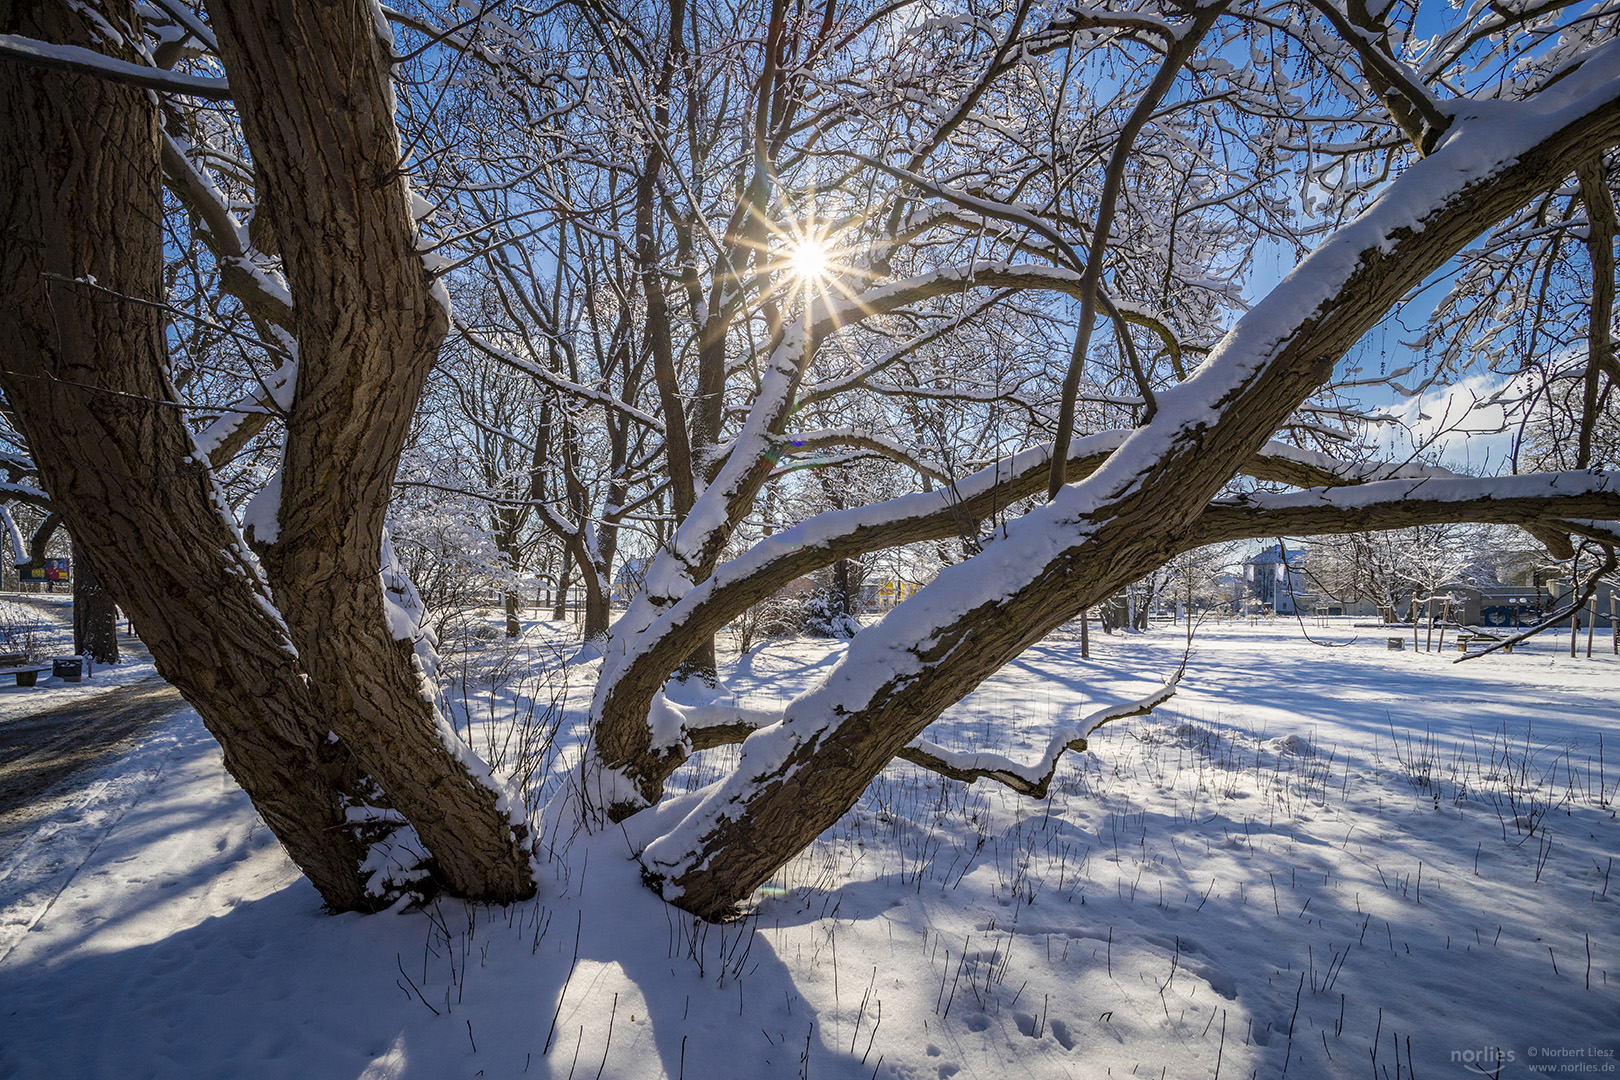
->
72;537;118;664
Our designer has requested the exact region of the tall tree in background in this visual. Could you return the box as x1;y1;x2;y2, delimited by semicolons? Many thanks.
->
71;537;119;664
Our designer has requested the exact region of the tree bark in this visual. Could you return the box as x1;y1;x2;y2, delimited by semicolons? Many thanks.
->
1;0;536;909
581;564;612;642
831;559;853;622
0;0;372;910
505;590;523;638
205;0;534;902
554;551;573;620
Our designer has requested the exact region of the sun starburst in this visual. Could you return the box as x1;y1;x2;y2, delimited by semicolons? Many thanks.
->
787;237;833;282
766;207;868;327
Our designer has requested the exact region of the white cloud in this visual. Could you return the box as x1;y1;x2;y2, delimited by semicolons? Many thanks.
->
1372;370;1533;474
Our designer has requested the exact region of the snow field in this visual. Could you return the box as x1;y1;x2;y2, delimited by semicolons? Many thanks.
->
0;616;1615;1078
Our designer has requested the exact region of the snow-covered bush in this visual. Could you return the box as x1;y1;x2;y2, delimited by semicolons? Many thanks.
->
798;587;859;639
387;510;516;640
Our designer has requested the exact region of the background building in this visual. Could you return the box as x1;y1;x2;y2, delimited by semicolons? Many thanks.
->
1242;544;1309;615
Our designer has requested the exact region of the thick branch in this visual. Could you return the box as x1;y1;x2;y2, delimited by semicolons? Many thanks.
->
1049;3;1226;497
0;32;232;98
1310;0;1449;152
592;435;1463;804
1576;155;1618;468
897;679;1179;798
0;0;373;910
636;68;1620;918
159;135;295;331
1184;472;1620;548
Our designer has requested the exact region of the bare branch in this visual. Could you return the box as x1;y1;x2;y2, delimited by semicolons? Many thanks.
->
0;32;232;99
897;679;1179;798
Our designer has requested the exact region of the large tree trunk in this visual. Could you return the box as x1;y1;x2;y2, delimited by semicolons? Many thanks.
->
0;0;372;910
1;0;534;908
205;0;534;902
71;537;118;664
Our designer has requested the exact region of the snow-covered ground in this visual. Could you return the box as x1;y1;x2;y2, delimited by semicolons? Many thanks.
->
0;594;157;724
0;616;1615;1079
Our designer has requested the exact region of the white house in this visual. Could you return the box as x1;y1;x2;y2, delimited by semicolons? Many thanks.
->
1242;544;1309;615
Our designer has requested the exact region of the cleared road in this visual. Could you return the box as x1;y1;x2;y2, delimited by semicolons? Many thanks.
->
0;603;184;859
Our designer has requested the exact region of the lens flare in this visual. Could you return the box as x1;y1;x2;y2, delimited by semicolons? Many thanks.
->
788;238;833;282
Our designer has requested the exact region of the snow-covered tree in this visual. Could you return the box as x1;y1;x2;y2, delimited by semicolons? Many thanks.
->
3;0;1618;923
580;0;1620;917
1;0;535;910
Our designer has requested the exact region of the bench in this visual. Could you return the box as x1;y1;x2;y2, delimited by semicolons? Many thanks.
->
1458;633;1513;654
0;660;52;686
0;653;91;686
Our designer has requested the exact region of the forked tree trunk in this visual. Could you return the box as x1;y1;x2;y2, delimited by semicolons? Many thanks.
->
1;0;534;907
71;537;118;664
205;0;534;903
0;0;372;909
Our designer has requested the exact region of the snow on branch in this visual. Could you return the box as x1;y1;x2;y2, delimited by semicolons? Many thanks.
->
0;451;36;478
657;246;1289;596
0;506;27;566
773;428;951;483
797;292;1007;408
192;358;297;465
0;33;231;99
897;678;1180;798
633;68;1620;884
0;481;52;507
645;695;785;752
819;262;1086;332
604;434;1464;692
1190;470;1620;545
159;135;295;332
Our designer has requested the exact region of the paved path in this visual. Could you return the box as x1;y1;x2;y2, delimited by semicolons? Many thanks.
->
0;605;184;860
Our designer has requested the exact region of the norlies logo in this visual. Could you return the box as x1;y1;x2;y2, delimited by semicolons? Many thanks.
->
1453;1048;1516;1065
